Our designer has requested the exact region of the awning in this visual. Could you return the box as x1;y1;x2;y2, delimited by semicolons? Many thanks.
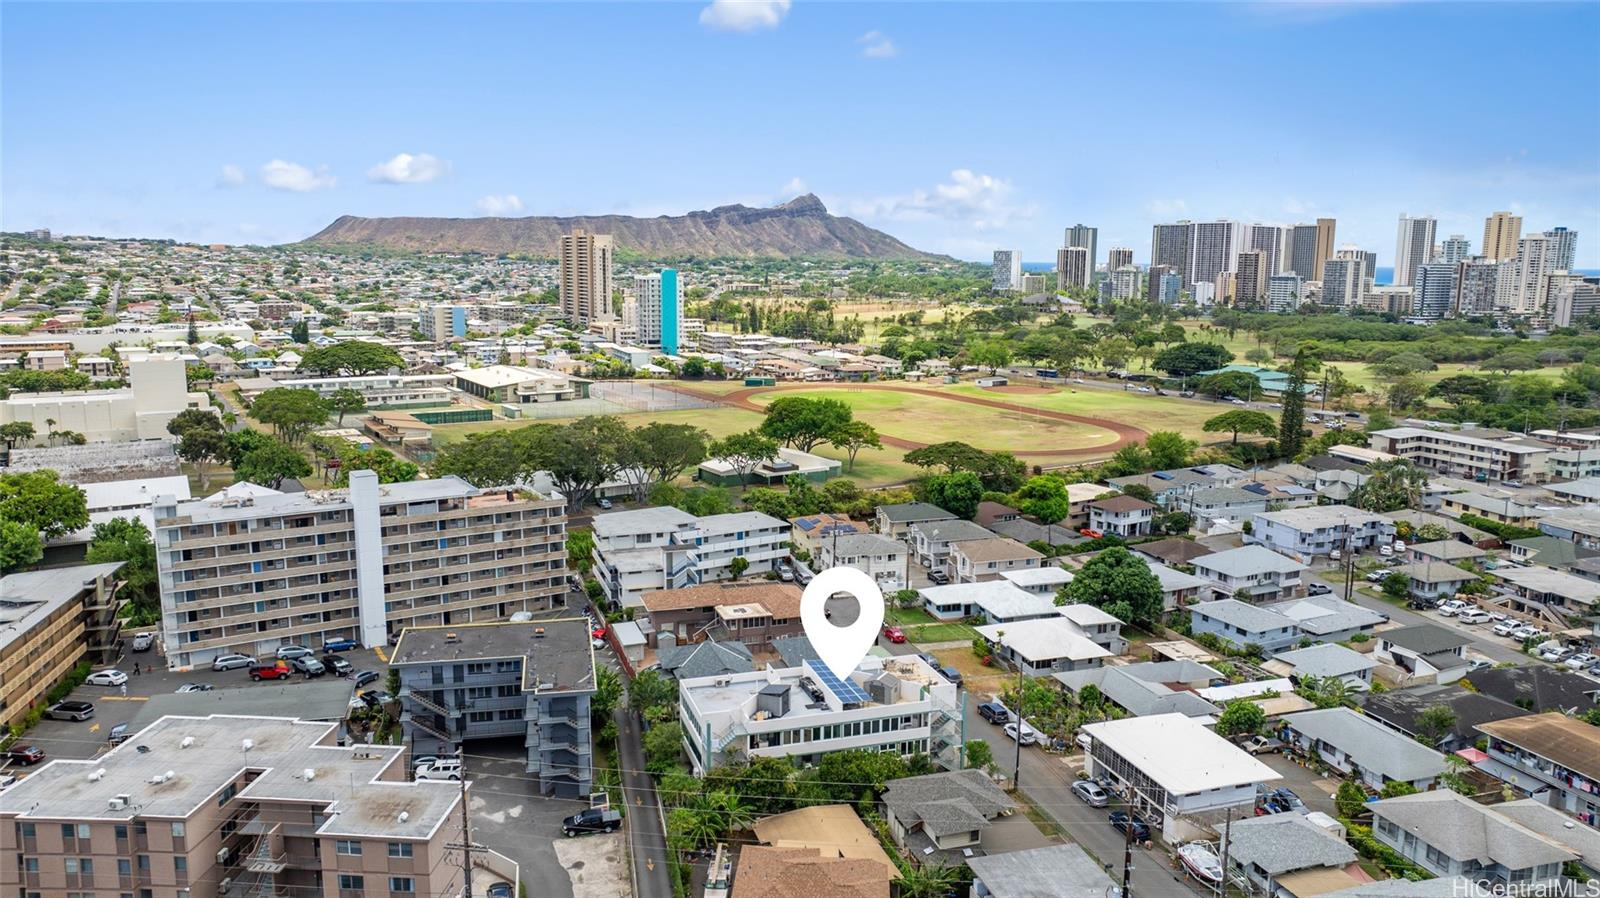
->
1455;747;1490;764
1276;867;1366;898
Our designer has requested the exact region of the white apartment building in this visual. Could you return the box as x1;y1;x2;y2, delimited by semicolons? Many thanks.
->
632;270;683;352
1188;220;1244;289
590;507;787;608
1057;246;1091;290
817;532;909;591
1248;504;1397;563
1320;254;1367;308
1266;274;1303;312
252;372;456;408
0;354;209;445
1192;545;1307;601
1394;214;1438;287
992;249;1022;292
153;472;568;670
679;655;962;775
1368;427;1553;484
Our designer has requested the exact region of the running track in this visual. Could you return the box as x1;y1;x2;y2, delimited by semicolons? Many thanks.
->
660;382;1149;459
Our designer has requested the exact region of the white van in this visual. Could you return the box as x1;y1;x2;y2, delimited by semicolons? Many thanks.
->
1458;609;1492;625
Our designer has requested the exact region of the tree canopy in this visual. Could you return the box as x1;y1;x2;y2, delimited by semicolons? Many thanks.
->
1203;409;1278;444
234;438;313;489
247;388;329;446
759;396;854;452
297;340;405;377
1058;545;1163;625
1151;342;1234;377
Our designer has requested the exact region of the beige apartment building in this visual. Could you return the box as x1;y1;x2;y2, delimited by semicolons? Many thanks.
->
0;563;125;729
1368;427;1553;485
1482;210;1523;261
0;715;486;898
558;228;614;324
153;470;567;670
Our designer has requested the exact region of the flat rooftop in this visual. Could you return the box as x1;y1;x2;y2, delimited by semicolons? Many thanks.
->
162;475;500;525
0;715;459;840
390;618;597;695
1082;712;1280;795
0;563;124;654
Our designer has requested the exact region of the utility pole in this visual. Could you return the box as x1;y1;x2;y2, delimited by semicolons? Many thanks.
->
457;749;474;898
1320;370;1329;411
1011;638;1023;791
1216;811;1233;898
1119;819;1134;898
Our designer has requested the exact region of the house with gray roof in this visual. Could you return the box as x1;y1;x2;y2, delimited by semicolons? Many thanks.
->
1182;485;1270;525
1248;504;1397;563
1191;544;1307;601
1507;535;1599;569
1463;664;1600;714
657;638;753;681
1280;707;1448;791
1264;643;1376;689
908;518;997;571
1374;624;1471;684
1394;561;1479;601
1224;812;1359;897
881;769;1044;865
876;502;957;541
1494;799;1600;877
966;843;1118;898
1188;598;1301;655
1053;660;1221;719
1407;539;1487;565
1357;683;1528;753
769;635;818;668
1271;594;1387;642
1371;791;1576;889
1106;464;1247;507
988;517;1078;548
817;531;908;590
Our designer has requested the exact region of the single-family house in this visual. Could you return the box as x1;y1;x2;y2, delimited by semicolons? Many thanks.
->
1224;813;1361;898
1248;505;1397;563
818;532;909;591
1263;643;1376;690
909;519;998;573
1370;791;1576;888
876;502;957;542
1374;625;1471;685
1279;707;1448;791
1189;599;1302;655
1357;683;1528;753
975;618;1113;675
952;538;1044;584
1394;562;1478;601
1053;661;1222;720
789;513;868;560
1477;713;1600;828
1463;665;1600;715
1087;495;1156;538
966;844;1118;898
1192;545;1307;601
881;770;1048;865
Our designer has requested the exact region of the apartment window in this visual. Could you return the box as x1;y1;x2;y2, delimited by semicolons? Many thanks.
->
170;822;185;838
387;842;413;858
389;878;415;894
118;860;131;875
137;856;150;872
65;859;79;874
1375;817;1398;838
1425;845;1448;868
218;783;237;805
338;875;365;892
172;857;186;875
62;824;76;840
336;839;362;856
24;858;38;873
114;825;128;841
466;663;491;675
19;823;35;838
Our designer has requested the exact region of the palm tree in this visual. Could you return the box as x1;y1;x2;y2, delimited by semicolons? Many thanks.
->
896;863;962;898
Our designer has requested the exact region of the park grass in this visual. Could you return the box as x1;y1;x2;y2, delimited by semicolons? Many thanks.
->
745;386;1128;454
943;383;1219;439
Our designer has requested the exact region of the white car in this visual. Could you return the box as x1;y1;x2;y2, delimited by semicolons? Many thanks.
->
1003;721;1040;746
212;653;256;671
1459;610;1493;625
1512;626;1544;641
1379;545;1394;558
1436;602;1463;618
1230;398;1248;405
1492;620;1522;637
416;759;463;782
1539;644;1574;662
85;669;128;687
1564;653;1598;670
1366;570;1393;583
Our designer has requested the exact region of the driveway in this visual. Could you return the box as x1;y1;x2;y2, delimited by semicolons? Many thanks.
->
465;740;579;898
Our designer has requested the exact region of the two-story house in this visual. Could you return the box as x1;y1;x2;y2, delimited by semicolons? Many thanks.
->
908;518;997;574
875;502;956;542
951;537;1044;584
817;532;909;591
1374;624;1471;685
1371;791;1575;888
1191;545;1307;601
1478;713;1600;828
639;581;804;657
1247;504;1396;563
1087;495;1156;538
591;507;787;608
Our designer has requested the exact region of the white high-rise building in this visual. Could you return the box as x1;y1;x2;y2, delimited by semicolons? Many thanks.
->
1453;259;1504;317
1551;276;1600;328
1247;224;1287;276
1439;235;1471;264
1189;220;1244;289
1547;227;1579;272
1109;265;1143;301
1511;233;1557;314
632;270;683;353
992;249;1022;292
1320;253;1367;308
1267;274;1303;313
1057;246;1091;290
1394;215;1437;287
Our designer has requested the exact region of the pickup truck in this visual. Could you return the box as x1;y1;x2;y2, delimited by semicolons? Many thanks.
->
1238;735;1281;755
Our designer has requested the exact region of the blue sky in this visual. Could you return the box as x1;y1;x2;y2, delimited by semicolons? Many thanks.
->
4;1;1598;266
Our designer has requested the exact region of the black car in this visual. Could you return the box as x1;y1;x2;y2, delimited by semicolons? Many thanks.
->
977;701;1010;724
486;883;513;898
353;670;381;688
1109;811;1151;843
927;569;950;585
322;655;354;676
562;808;623;836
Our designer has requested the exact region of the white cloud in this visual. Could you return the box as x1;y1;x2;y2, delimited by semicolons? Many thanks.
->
1144;198;1189;217
260;160;337;193
699;0;790;32
367;152;450;184
780;177;808;196
849;169;1030;232
475;194;524;215
217;164;247;188
857;30;898;58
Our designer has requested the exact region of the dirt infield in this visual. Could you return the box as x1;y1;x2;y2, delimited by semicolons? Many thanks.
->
662;382;1149;459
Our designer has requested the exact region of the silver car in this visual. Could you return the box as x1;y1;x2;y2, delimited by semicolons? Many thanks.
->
212;653;256;671
1072;780;1110;807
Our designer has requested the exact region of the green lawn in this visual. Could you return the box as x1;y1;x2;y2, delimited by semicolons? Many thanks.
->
943;383;1221;440
886;607;937;626
905;622;979;643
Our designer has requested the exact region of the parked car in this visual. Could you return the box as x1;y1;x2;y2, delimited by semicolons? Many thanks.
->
927;569;950;585
45;701;95;722
85;669;128;687
250;663;293;681
881;626;906;644
175;683;213;694
1564;653;1598;670
509;610;535;622
291;656;327;677
108;722;132;744
939;666;964;686
1467;658;1494;673
596;498;613;510
322;655;354;676
486;883;513;898
275;645;313;661
562;808;623;836
1238;735;1280;755
416;759;463;782
1003;721;1040;745
1492;620;1522;637
1072;780;1110;807
131;632;155;652
1436;599;1468;617
1268;787;1307;813
0;772;15;790
1109;811;1152;842
1511;626;1544;641
322;637;359;652
1539;644;1575;663
1366;570;1392;583
213;653;256;671
977;701;1011;724
1459;610;1493;625
353;670;381;688
5;745;45;765
1379;545;1394;558
1306;583;1333;596
778;566;795;582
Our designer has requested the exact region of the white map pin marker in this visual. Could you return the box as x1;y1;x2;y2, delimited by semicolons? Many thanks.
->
800;566;885;680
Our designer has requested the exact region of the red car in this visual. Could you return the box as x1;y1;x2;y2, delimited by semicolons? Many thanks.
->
249;662;292;681
6;745;45;765
1078;528;1104;539
882;626;906;644
591;627;607;640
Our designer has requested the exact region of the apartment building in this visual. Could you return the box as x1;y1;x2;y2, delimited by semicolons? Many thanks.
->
0;563;124;729
250;372;456;409
816;532;909;591
559;228;614;324
1247;504;1397;563
951;537;1044;584
590;507;787;608
1369;426;1553;484
1478;714;1600;828
679;655;962;775
392;619;596;797
0;715;479;898
1192;545;1307;601
153;472;568;670
419;303;467;341
632;269;682;354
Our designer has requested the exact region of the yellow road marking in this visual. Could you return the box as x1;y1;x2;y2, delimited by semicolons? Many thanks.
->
374;646;388;663
89;724;100;733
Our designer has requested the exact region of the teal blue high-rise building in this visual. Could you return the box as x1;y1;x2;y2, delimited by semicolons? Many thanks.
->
661;268;680;355
634;269;682;353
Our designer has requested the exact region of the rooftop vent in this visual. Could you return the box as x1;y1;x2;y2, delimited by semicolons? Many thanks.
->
88;768;106;783
241;739;253;752
398;811;410;824
303;768;316;782
180;736;195;749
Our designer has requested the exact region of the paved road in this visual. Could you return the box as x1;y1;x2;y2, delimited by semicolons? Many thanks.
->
960;690;1206;898
614;705;671;898
1308;566;1530;665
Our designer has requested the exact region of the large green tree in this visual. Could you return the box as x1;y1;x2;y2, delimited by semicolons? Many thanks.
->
1144;431;1197;469
165;407;222;438
1058;546;1163;625
921;471;983;520
177;428;229;490
1203;409;1278;444
1196;370;1260;400
296;340;405;376
759;396;855;452
85;518;158;623
234;439;313;489
0;470;88;540
1351;458;1429;513
248;388;329;446
1278;349;1317;458
828;420;881;472
327;387;366;426
1151;342;1234;377
616;422;710;500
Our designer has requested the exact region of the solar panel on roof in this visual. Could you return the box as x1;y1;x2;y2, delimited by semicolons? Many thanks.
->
805;658;870;706
1152;472;1174;480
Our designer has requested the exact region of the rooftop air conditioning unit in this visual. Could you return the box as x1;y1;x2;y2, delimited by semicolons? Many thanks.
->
180;736;195;749
107;796;126;811
303;768;316;781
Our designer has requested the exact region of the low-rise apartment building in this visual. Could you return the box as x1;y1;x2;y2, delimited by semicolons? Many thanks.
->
590;507;787;608
875;502;956;542
0;563;125;729
392;619;596;797
1191;545;1307;601
1247;504;1396;563
1478;713;1600;828
0;715;479;898
154;472;568;670
908;519;996;573
680;655;962;775
1368;426;1553;484
817;532;908;590
1087;495;1155;538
